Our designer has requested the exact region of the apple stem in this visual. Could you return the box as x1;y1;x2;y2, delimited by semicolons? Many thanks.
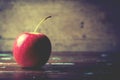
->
34;16;52;32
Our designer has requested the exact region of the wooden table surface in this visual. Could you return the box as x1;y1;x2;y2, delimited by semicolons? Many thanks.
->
0;52;119;80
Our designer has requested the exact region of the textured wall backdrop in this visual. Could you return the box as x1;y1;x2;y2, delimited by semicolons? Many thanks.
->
0;0;120;52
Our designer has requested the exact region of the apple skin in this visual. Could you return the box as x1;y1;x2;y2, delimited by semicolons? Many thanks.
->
13;32;51;68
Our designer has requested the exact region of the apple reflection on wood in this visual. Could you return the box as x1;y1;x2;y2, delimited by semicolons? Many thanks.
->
13;16;52;68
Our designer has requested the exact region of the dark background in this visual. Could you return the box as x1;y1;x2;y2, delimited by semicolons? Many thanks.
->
0;0;120;52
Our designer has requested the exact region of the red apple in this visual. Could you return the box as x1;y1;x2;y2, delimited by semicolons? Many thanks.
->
13;32;51;68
